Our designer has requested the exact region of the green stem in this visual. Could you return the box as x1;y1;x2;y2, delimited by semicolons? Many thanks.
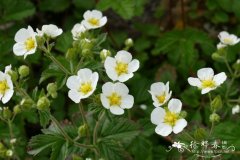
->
209;121;214;136
93;111;105;145
208;93;212;102
78;102;90;142
224;58;234;76
46;54;71;75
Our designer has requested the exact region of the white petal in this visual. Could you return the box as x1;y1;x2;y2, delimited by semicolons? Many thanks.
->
13;43;26;56
2;89;14;104
218;31;229;41
110;106;124;115
118;73;133;82
201;88;214;94
114;82;129;95
66;76;80;89
99;16;107;27
128;59;140;72
68;90;81;103
115;50;132;63
121;95;134;109
187;77;201;87
100;94;110;109
83;10;92;20
14;28;31;42
155;123;172;137
91;72;99;87
91;10;103;19
102;82;114;96
197;68;214;80
149;82;166;95
168;98;182;113
151;107;165;125
77;68;92;82
213;72;227;86
105;57;118;81
173;119;187;134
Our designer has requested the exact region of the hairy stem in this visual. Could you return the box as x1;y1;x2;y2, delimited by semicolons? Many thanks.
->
78;102;90;143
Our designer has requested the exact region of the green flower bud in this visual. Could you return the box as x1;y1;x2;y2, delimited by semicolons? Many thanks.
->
66;48;77;61
81;49;92;57
72;154;83;160
211;95;222;111
78;124;87;137
211;52;225;62
80;38;93;50
36;35;45;47
179;111;187;118
233;59;240;71
18;65;30;78
209;113;220;123
5;149;13;157
0;142;5;150
100;49;111;62
7;70;18;82
20;98;34;110
37;97;50;111
125;38;134;47
13;105;21;114
47;83;57;96
3;107;12;119
194;128;207;140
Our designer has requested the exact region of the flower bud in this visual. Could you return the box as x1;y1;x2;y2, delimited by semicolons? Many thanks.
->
179;111;187;118
209;113;220;123
3;107;12;119
37;97;50;111
10;138;16;144
125;38;134;47
47;83;58;98
5;149;13;157
211;95;222;111
211;52;225;62
7;70;18;82
18;65;30;78
20;98;34;110
233;59;240;71
72;154;84;160
66;48;77;61
13;105;21;114
100;49;111;62
78;124;87;137
80;38;92;50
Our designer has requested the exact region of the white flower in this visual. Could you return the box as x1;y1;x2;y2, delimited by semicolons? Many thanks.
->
66;68;98;103
232;105;240;115
151;98;187;136
237;59;240;64
217;42;226;49
37;24;63;38
0;71;14;104
218;31;240;46
172;142;183;149
13;26;37;59
71;23;87;40
149;82;172;107
82;10;107;29
104;50;140;82
188;68;227;94
100;82;134;115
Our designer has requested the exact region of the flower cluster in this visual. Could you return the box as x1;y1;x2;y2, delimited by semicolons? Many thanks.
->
217;31;240;49
149;82;187;137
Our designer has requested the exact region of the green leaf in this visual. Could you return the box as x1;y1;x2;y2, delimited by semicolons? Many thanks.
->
38;110;51;128
98;139;131;160
55;32;73;53
100;117;140;143
39;0;70;12
0;0;35;22
50;141;68;160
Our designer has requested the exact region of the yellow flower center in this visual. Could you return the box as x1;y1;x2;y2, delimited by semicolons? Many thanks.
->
164;111;178;126
157;94;166;104
0;80;9;95
24;37;35;51
223;38;233;44
201;79;216;89
79;82;92;95
88;18;100;26
107;92;121;106
115;62;128;76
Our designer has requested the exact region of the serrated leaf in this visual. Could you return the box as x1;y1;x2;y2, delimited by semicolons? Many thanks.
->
39;110;51;128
